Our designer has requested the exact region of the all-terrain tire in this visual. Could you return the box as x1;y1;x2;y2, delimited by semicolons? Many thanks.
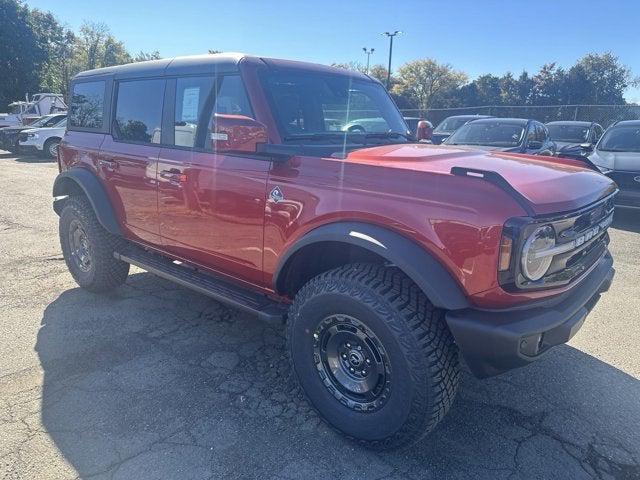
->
59;196;129;292
287;263;460;450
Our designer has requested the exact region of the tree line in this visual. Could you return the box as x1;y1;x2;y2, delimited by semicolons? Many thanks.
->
336;53;637;110
0;0;159;109
1;0;637;112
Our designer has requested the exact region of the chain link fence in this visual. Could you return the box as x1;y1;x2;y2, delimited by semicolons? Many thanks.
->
400;105;640;129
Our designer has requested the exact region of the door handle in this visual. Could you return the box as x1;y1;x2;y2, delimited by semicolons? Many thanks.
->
160;169;187;185
99;158;117;172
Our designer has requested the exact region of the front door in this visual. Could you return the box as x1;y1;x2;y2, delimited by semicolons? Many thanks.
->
98;78;166;245
157;74;269;286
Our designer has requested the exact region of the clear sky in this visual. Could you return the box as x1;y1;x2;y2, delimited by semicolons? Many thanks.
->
25;0;640;102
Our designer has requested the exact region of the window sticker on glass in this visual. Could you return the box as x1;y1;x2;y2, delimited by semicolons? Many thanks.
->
181;87;200;122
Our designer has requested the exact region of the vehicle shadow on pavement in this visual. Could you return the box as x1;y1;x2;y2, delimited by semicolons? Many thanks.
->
14;155;53;164
37;273;640;480
0;151;51;163
613;209;640;234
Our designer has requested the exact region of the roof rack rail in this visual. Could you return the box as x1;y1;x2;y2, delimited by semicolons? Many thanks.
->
450;166;535;217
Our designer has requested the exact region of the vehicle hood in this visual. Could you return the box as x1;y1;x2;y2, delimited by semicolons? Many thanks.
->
345;143;617;215
1;125;29;134
589;150;640;173
22;126;64;134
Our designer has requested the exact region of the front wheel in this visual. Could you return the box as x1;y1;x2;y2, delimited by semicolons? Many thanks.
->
43;138;60;159
287;263;460;449
59;196;129;292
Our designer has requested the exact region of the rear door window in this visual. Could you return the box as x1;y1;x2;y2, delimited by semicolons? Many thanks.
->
174;76;215;147
114;79;165;144
69;81;105;130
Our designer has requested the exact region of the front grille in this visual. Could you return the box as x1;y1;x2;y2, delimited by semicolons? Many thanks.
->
514;195;615;291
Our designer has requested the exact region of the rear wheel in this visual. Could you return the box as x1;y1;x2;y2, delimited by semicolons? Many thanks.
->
287;263;460;449
59;196;129;292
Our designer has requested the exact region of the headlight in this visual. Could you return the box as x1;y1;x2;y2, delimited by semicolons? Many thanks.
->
27;133;38;139
521;225;556;281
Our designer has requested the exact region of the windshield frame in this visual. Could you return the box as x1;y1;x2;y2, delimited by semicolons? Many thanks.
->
258;68;410;149
596;125;640;153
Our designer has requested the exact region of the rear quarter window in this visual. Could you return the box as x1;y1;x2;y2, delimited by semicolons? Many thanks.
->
69;81;106;130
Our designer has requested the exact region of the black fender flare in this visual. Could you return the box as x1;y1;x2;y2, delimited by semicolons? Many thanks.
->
52;168;122;236
274;222;470;310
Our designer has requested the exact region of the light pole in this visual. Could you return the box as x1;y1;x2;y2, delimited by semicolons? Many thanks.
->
382;30;402;90
362;47;375;74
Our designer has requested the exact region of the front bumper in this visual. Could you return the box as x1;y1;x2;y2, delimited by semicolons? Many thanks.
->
18;138;43;151
614;189;640;209
0;133;20;151
446;252;614;378
17;145;41;156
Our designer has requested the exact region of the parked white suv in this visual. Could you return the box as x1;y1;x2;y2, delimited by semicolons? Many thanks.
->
19;117;67;159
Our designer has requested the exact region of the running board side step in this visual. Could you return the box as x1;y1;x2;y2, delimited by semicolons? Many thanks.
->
114;245;288;325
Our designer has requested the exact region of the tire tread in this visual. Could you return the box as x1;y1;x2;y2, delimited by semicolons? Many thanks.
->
286;263;460;450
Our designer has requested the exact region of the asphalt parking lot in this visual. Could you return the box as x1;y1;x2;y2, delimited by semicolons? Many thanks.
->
0;151;639;480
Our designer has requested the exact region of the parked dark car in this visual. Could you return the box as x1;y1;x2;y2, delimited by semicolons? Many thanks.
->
0;113;67;152
444;117;556;156
431;114;492;144
546;121;603;160
589;120;640;210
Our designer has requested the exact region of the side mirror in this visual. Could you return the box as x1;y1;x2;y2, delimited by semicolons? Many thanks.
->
210;114;268;153
416;120;433;142
579;142;594;151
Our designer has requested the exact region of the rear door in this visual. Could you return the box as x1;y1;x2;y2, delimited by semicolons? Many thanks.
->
98;78;165;245
157;74;269;286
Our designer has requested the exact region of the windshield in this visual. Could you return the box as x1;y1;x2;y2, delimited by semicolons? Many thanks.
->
598;125;640;153
260;70;408;143
37;116;65;128
446;121;525;147
29;116;51;128
434;117;472;133
547;124;589;143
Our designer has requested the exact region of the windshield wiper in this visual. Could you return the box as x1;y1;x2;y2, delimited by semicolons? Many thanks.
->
363;132;412;142
283;133;347;142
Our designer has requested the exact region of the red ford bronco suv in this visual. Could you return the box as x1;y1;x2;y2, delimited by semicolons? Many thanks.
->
53;54;616;449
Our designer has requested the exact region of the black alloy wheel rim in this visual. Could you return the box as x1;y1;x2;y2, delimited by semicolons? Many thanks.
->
313;314;391;412
68;219;92;272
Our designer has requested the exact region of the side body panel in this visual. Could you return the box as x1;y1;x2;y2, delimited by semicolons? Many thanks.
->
98;136;161;245
157;148;270;287
262;155;526;305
